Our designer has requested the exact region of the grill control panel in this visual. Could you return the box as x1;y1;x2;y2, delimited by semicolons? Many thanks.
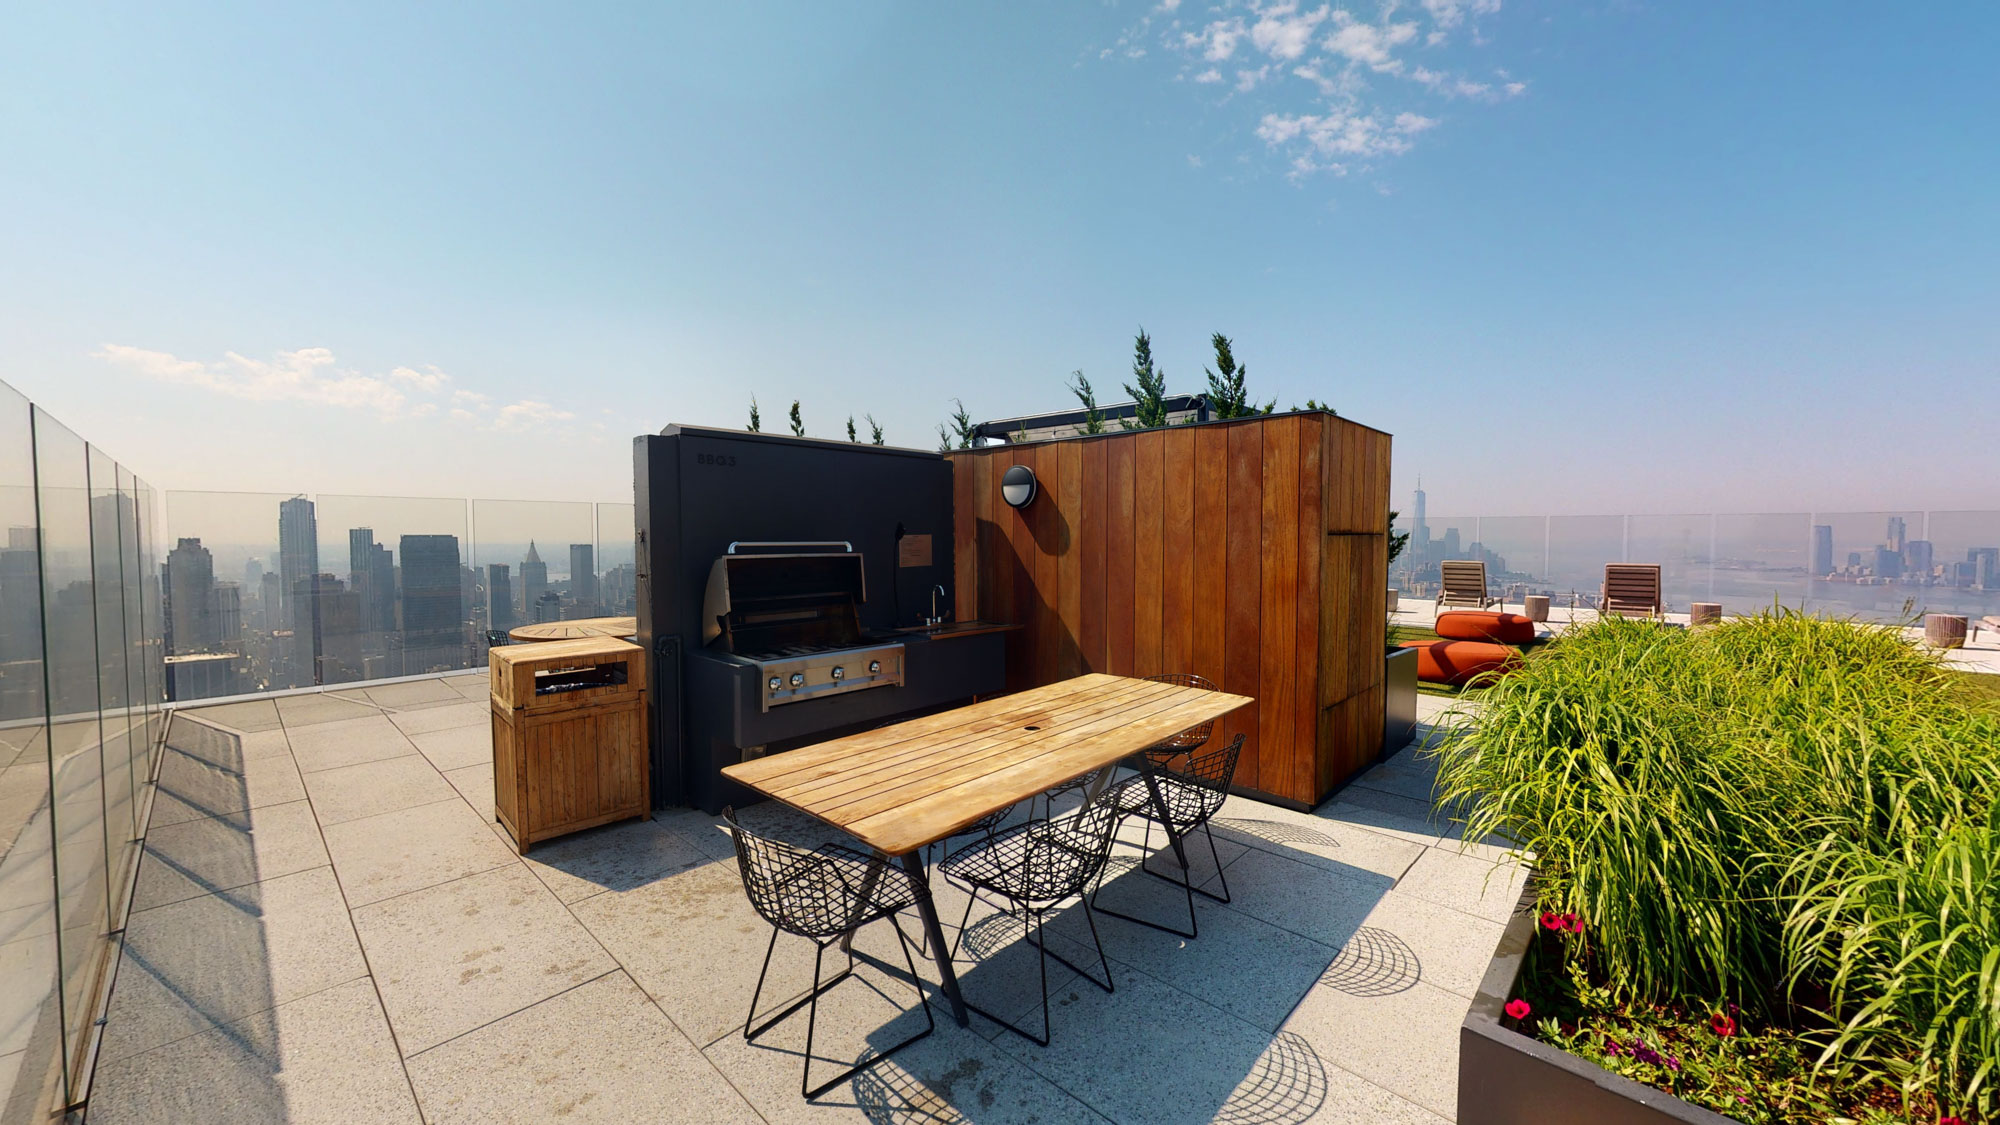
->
753;642;905;711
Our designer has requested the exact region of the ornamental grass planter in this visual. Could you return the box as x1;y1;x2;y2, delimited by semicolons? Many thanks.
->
1459;882;1742;1125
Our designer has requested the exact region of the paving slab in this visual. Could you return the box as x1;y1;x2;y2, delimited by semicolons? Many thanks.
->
322;798;518;907
1206;845;1393;950
1393;846;1529;925
1341;891;1506;1001
147;747;306;829
275;694;382;728
350;863;612;1055
364;678;467;711
407;724;491;773
131;799;330;912
89;977;420;1125
388;701;488;737
405;972;757;1124
99;867;369;1065
701;965;1105;1125
302;755;455;827
1212;807;1426;882
442;762;495;814
518;816;709;903
288;714;420;774
1280;975;1473;1118
164;718;285;767
181;699;284;734
986;967;1293;1125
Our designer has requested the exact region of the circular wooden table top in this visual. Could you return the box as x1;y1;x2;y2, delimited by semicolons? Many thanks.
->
507;616;638;643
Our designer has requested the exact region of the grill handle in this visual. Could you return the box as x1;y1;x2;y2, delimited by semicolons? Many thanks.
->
726;540;853;554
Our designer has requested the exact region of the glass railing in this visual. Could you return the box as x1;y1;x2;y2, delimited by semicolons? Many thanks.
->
0;378;164;1120
159;491;637;702
1393;511;2000;623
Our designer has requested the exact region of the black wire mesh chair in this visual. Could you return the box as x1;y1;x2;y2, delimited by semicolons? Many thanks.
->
724;807;935;1099
938;794;1121;1046
1090;732;1245;940
1040;673;1221;810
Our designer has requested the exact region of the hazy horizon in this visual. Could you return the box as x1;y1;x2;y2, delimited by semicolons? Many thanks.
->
4;3;1994;514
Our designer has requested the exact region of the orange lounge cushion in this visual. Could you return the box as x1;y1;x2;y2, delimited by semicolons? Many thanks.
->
1399;640;1521;686
1434;611;1537;645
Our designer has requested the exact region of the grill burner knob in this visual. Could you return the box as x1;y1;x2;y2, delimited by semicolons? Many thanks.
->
789;672;805;687
767;676;781;691
830;666;844;681
868;660;881;674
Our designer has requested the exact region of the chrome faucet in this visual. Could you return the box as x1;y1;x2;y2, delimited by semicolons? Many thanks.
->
928;585;948;627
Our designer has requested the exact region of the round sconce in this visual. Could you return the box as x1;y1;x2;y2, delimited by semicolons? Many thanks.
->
1000;464;1038;509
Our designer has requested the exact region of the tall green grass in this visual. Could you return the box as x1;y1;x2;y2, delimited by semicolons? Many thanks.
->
1434;609;2000;1116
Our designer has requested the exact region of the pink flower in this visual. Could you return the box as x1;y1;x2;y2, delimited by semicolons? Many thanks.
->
1504;998;1531;1020
1711;1013;1737;1038
1564;913;1586;935
1939;1117;1964;1125
1539;911;1564;932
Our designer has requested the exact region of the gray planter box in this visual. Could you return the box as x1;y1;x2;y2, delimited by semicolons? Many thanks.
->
1384;647;1419;755
1460;885;1742;1125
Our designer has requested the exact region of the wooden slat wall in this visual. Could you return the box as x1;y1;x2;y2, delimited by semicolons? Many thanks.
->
946;412;1392;807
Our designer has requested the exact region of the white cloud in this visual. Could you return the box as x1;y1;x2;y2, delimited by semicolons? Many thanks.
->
1114;0;1526;181
96;344;420;416
1322;11;1419;72
1250;3;1329;61
96;343;586;436
493;400;577;433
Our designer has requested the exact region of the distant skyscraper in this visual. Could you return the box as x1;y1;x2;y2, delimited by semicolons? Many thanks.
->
1441;527;1462;560
1811;525;1833;577
486;563;514;630
214;582;242;643
1971;547;1999;590
1904;540;1933;577
534;590;562;623
278;496;319;683
166;537;218;653
520;540;548;617
399;534;463;673
1885;516;1907;554
347;528;397;633
1872;546;1901;580
602;563;636;614
243;556;264;595
1;528;41;671
569;544;596;605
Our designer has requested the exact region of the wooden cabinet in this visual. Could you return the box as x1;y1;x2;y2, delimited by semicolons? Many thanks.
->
489;638;649;853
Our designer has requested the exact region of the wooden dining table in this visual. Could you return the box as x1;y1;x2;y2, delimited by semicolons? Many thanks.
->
721;672;1253;1026
506;616;638;643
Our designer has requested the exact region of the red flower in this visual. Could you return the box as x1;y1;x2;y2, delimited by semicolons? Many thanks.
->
1563;913;1586;935
1539;911;1564;932
1710;1013;1737;1038
1504;998;1531;1020
1939;1117;1963;1125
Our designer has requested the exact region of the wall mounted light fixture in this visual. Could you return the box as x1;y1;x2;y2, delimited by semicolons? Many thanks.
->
1000;464;1038;509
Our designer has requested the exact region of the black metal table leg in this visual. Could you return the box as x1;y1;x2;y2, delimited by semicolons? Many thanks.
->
1139;770;1190;869
900;851;969;1028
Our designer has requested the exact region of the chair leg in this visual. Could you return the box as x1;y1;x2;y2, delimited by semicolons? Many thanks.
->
1023;901;1115;994
746;928;855;1043
789;921;938;1100
1092;816;1199;940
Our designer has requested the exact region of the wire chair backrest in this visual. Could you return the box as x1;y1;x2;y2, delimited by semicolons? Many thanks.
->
1026;795;1122;902
723;807;831;934
1167;733;1245;826
1146;673;1219;752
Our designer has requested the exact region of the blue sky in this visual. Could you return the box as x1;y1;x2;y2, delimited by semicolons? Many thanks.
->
3;2;1994;516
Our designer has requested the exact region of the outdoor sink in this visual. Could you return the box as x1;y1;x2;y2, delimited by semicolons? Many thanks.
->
895;620;1019;639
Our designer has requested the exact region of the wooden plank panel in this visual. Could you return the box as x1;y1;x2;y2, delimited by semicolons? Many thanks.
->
1257;417;1298;799
1133;429;1165;677
974;450;1001;626
1106;436;1136;675
952;454;975;622
1192;425;1229;691
1005;448;1036;690
1057;439;1084;677
1080;438;1108;670
1293;414;1323;804
1161;426;1196;675
1224;422;1264;784
1032;444;1061;680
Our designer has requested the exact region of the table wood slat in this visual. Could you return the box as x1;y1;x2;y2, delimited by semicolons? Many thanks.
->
722;674;1253;856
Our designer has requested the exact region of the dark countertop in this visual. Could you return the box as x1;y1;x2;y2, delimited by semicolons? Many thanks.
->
893;620;1022;641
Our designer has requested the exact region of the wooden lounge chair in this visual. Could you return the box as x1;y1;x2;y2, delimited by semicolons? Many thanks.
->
1601;564;1663;619
1436;560;1500;610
